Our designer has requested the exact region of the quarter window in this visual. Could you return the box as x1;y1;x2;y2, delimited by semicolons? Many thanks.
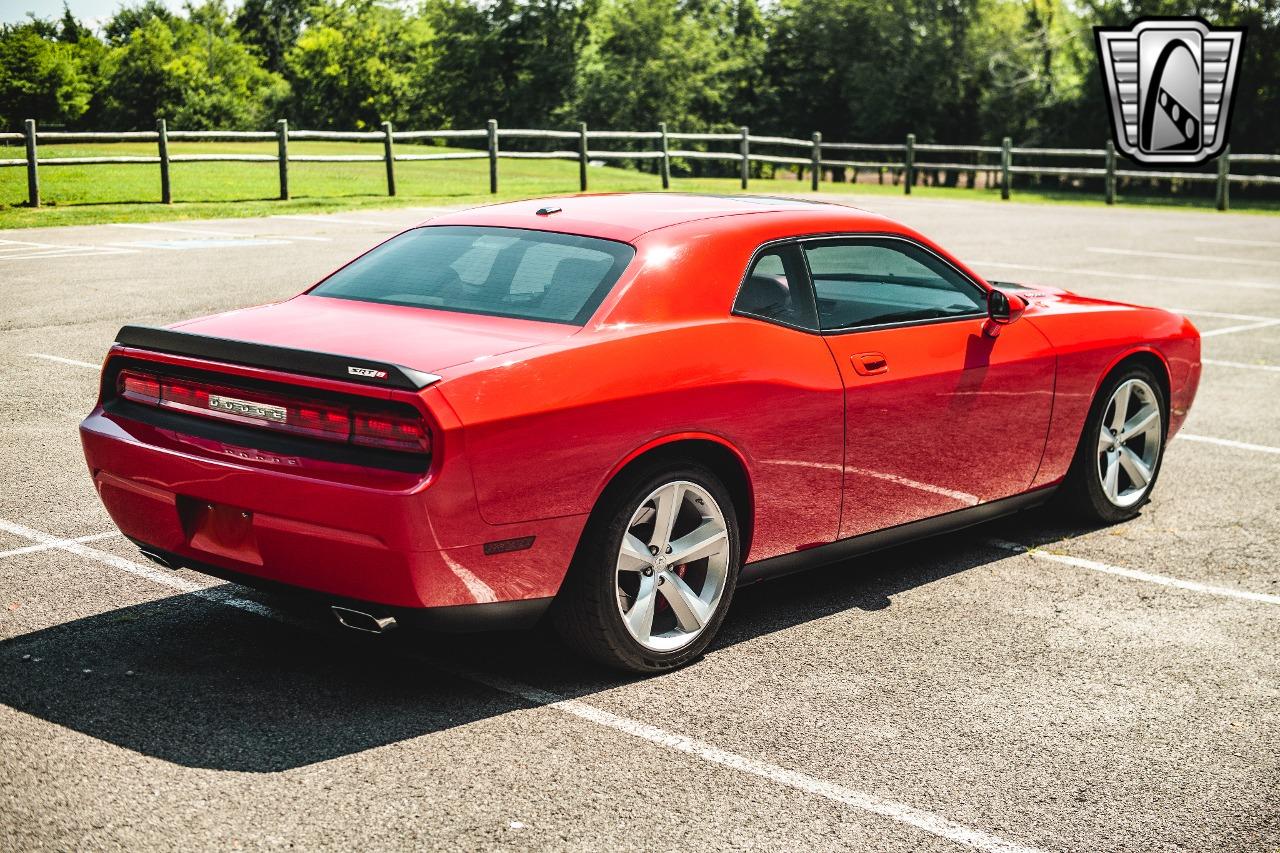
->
733;244;818;329
802;239;985;331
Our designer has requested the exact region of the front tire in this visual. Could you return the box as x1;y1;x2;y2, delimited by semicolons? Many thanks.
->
553;461;741;673
1059;364;1167;523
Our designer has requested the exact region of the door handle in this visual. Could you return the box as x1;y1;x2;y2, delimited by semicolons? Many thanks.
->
852;352;889;376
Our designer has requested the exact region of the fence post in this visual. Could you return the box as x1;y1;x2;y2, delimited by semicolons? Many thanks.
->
155;118;172;204
903;133;915;195
810;131;822;192
382;121;396;197
275;119;289;200
1104;139;1115;205
1000;136;1012;200
487;119;499;194
578;122;589;192
1215;145;1230;211
659;122;670;190
739;126;749;190
23;119;39;208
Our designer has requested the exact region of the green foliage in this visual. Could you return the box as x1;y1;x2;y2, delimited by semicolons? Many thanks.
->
569;0;764;131
0;20;97;128
100;1;287;129
424;0;593;128
284;0;436;128
234;0;307;73
0;0;1275;153
103;0;175;46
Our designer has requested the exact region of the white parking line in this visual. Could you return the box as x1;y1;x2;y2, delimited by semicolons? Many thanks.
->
0;239;136;262
106;223;330;242
29;353;99;370
1;513;1044;853
1194;236;1280;249
1201;319;1280;338
1176;433;1280;455
1171;311;1280;339
1202;358;1280;373
0;530;120;559
273;214;391;227
105;238;293;251
967;260;1280;292
989;540;1280;606
461;668;1046;853
109;222;242;237
1171;308;1280;323
0;518;273;617
1086;247;1278;268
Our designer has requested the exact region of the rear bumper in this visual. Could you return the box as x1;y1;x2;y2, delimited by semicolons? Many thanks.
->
131;539;552;631
80;408;586;613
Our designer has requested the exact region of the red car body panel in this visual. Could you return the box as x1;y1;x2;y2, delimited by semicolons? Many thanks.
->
78;194;1200;622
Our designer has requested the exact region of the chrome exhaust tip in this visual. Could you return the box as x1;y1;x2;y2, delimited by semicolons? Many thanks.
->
139;549;174;570
331;605;398;634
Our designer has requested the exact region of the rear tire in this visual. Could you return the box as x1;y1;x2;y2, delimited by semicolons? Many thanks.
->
1058;363;1167;523
552;460;741;673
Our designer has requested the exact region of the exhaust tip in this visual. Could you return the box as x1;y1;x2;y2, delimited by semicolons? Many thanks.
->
139;549;174;570
331;605;398;634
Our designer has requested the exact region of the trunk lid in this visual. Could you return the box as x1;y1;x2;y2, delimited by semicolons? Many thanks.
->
171;295;575;376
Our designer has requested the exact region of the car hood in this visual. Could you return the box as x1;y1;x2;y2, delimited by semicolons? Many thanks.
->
171;295;576;374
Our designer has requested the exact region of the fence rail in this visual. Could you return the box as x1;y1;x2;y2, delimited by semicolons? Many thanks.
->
4;118;1278;211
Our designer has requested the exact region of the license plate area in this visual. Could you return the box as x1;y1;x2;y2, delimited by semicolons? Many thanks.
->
177;496;263;566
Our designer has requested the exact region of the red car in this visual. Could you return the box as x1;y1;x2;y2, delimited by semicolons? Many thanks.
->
80;194;1200;671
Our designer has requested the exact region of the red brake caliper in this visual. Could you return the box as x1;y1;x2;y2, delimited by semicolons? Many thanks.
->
655;564;689;612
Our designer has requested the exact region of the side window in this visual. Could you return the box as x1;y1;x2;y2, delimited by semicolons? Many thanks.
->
733;244;818;330
802;239;986;331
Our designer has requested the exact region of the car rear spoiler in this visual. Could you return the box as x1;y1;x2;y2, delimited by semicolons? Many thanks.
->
112;325;441;391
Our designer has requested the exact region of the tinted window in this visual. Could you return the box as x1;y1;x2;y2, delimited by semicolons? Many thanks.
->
311;226;635;325
733;244;818;329
802;239;985;331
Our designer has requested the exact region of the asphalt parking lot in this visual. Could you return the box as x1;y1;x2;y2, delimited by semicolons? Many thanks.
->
1;195;1277;851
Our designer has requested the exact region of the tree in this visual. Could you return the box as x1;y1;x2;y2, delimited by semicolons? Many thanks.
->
58;4;91;43
103;0;175;46
234;0;307;74
423;0;594;128
101;1;287;129
284;0;436;129
568;0;764;132
0;21;97;129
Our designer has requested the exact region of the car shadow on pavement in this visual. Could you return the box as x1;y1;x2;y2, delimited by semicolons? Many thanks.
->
0;508;1097;773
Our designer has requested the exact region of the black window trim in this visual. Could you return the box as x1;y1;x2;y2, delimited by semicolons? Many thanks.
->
731;232;993;336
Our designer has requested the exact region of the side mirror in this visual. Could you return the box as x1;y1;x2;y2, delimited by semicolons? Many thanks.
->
983;289;1027;338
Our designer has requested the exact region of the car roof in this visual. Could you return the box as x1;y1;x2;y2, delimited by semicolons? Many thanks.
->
422;192;895;243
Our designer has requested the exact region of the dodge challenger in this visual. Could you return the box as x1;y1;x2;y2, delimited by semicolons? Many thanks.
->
79;194;1201;671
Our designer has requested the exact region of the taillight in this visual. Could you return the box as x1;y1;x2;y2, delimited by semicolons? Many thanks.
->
113;369;430;456
119;370;161;405
352;411;431;453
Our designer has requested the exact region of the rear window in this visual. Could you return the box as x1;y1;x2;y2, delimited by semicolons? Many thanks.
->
310;225;634;325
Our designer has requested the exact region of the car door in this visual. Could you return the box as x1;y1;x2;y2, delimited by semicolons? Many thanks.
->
801;236;1056;539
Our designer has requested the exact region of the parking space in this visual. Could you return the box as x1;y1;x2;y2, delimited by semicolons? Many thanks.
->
1;195;1278;851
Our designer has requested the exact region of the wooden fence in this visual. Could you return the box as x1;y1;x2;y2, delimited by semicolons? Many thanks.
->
3;118;1279;212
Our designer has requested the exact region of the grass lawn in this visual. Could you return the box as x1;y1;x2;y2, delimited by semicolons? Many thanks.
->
1;139;1275;228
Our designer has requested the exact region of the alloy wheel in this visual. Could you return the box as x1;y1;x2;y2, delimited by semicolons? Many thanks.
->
1096;378;1162;508
615;480;731;653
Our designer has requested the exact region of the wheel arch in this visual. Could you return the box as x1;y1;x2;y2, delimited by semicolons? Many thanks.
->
592;433;755;559
1093;346;1173;433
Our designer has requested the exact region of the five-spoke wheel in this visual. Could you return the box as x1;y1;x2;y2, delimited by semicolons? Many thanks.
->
1061;363;1167;523
553;461;740;672
615;481;731;653
1096;378;1162;509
